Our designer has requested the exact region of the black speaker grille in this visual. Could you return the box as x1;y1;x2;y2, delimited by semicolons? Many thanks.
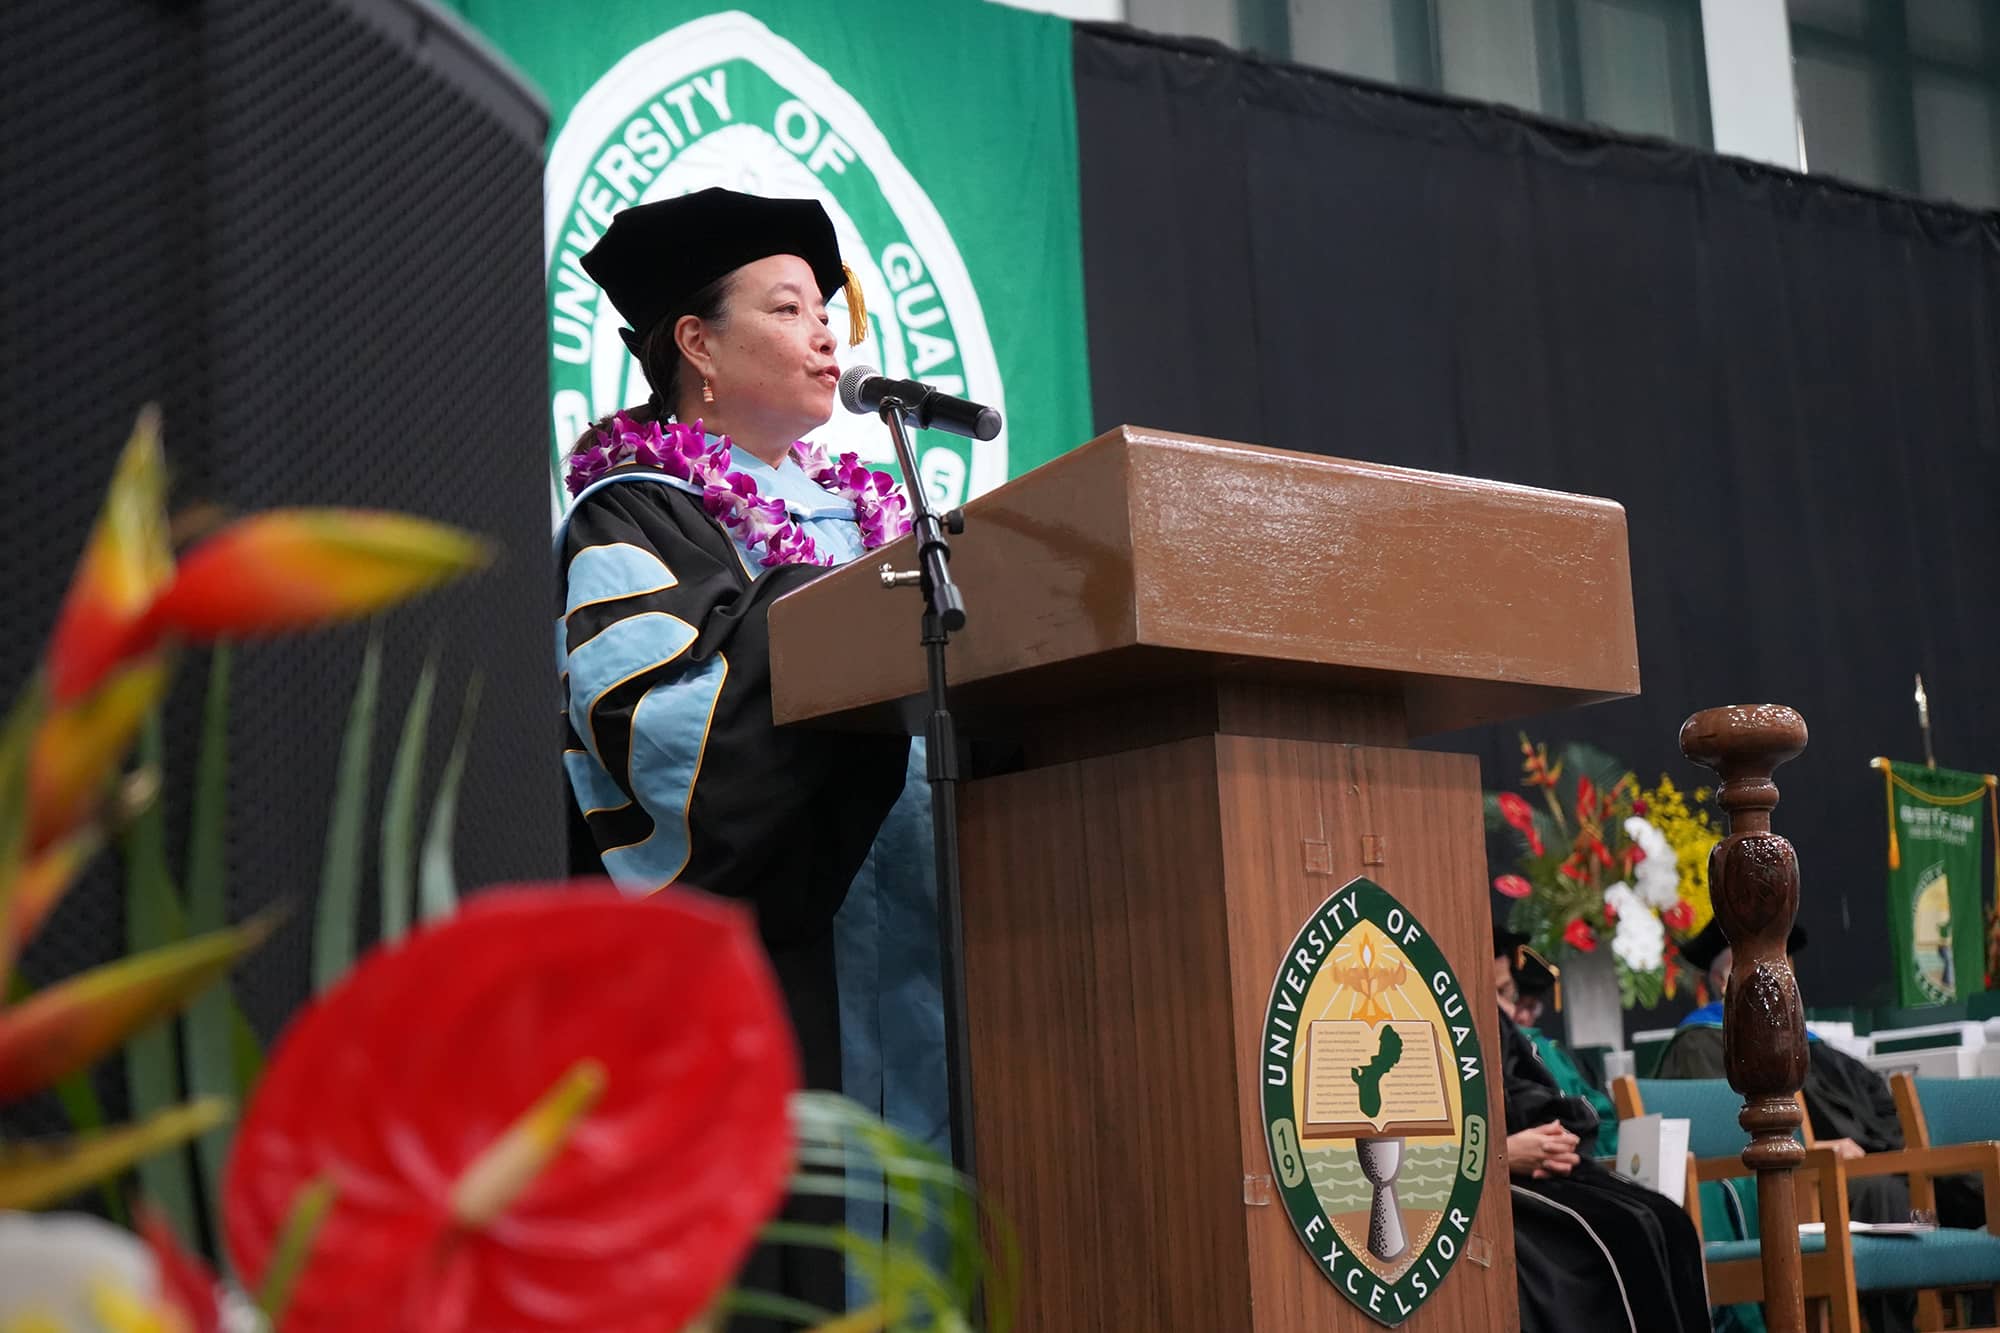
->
1;0;557;1135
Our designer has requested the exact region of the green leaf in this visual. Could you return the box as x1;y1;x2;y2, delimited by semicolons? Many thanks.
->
747;1092;1014;1332
230;1002;265;1099
122;715;199;1242
0;1098;229;1211
184;645;235;1266
314;633;382;993
52;1072;127;1224
418;671;482;924
256;1174;336;1321
378;653;438;944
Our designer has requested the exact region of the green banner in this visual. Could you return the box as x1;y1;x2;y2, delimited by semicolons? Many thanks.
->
1880;760;1995;1006
445;0;1093;512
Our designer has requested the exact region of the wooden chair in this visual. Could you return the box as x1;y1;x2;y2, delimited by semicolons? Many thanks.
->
1613;1074;2000;1333
1889;1072;2000;1330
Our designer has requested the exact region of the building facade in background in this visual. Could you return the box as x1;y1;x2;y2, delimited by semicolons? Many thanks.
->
997;0;2000;210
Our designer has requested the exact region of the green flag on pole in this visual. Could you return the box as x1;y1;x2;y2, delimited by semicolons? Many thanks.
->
1875;759;1998;1006
444;0;1093;514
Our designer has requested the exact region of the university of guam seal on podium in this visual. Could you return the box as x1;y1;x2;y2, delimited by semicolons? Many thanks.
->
1261;876;1488;1326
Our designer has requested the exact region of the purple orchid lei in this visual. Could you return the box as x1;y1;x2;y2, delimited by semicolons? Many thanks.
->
566;412;913;567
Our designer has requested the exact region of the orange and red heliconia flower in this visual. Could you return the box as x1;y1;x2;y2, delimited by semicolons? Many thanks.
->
224;884;798;1333
23;408;487;871
1574;776;1597;826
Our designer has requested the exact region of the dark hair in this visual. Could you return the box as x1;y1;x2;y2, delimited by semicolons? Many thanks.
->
569;272;733;456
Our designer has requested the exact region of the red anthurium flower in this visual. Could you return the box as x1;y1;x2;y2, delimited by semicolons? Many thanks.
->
1663;901;1694;932
1492;874;1533;900
143;510;491;643
1564;919;1598;952
224;883;798;1333
44;408;173;705
138;1205;221;1333
1496;792;1544;856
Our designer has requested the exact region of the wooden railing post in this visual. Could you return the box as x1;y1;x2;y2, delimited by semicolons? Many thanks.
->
1681;704;1811;1333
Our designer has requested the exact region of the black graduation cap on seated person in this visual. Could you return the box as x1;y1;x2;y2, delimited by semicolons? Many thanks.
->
1680;918;1810;974
579;187;867;354
1493;924;1562;1009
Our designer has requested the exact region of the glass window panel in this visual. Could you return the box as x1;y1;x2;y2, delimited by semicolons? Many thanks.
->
1905;0;1985;66
1789;0;1869;38
1574;0;1702;142
1912;71;2000;207
1288;0;1406;84
1124;0;1241;46
1794;46;1898;188
1435;0;1548;111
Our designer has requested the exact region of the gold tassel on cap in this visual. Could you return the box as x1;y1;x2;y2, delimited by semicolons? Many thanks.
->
842;264;867;347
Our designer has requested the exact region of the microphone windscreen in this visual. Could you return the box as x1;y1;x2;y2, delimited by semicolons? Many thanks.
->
837;363;878;415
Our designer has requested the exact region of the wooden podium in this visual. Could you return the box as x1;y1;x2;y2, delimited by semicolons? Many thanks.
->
769;426;1639;1331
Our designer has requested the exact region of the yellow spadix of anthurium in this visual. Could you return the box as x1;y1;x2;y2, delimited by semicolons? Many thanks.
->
141;510;492;641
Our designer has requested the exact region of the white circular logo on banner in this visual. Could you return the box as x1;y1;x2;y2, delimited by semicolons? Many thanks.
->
543;11;1005;517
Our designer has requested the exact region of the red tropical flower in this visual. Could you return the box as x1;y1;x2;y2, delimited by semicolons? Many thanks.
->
1632;799;1649;816
1557;857;1587;883
139;1205;221;1333
1564;919;1598;952
1496;792;1544;856
142;510;490;644
1492;874;1533;900
1574;776;1597;826
224;884;798;1333
44;408;172;706
1663;901;1694;932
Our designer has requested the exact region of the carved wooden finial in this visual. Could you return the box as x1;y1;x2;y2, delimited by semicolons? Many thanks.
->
1680;704;1810;1333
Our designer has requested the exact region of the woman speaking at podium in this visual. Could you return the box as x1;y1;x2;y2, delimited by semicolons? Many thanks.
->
553;188;943;1320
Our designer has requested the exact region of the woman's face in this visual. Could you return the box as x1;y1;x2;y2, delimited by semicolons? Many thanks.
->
690;253;840;440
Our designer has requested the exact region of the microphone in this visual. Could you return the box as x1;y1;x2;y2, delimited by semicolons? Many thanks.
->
838;365;1002;441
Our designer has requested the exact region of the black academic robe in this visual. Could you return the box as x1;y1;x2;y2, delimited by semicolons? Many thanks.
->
1656;1027;1984;1229
1503;1011;1711;1333
1656;1026;1994;1333
559;470;913;1326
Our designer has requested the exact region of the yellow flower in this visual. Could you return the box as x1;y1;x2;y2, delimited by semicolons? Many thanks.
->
1638;776;1720;935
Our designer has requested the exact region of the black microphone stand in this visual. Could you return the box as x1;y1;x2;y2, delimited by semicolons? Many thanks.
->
872;397;976;1187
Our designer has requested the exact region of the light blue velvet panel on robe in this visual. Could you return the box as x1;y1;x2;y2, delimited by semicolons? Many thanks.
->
556;444;947;1310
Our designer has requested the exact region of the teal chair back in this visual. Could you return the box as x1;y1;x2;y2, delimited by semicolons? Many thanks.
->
1635;1076;1795;1244
1910;1076;2000;1145
1635;1077;1757;1158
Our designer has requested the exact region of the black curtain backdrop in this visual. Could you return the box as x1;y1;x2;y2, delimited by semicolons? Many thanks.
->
1074;24;2000;1019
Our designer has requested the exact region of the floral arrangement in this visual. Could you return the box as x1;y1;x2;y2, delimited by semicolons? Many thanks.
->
1;410;1000;1332
1488;736;1722;1009
565;413;913;565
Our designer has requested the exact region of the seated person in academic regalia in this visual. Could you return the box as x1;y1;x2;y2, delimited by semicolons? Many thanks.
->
1657;921;1990;1333
1656;921;1984;1230
1496;929;1620;1158
1497;928;1711;1333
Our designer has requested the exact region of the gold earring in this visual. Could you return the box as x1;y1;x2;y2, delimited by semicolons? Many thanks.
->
701;379;715;405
